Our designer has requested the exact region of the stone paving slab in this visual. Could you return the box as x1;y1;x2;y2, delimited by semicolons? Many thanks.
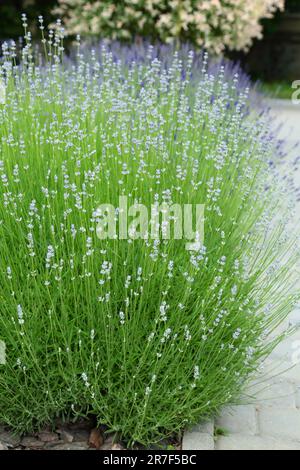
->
182;430;214;450
189;421;214;435
182;419;215;450
267;99;300;144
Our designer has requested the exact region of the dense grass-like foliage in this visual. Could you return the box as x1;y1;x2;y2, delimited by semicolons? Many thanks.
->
0;24;299;445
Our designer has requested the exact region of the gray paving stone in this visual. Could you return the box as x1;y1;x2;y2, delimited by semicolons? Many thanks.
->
47;442;89;450
187;101;300;452
188;420;214;435
0;442;8;451
268;100;300;144
182;432;214;451
20;436;45;449
215;405;257;435
288;310;300;328
295;385;300;408
216;435;300;450
279;362;300;383
0;427;21;448
263;358;300;384
258;408;300;441
255;380;296;408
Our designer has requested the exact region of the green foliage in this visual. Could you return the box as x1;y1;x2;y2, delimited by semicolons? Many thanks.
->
0;30;299;446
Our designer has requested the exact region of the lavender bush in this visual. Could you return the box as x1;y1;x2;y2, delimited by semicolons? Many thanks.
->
0;20;299;446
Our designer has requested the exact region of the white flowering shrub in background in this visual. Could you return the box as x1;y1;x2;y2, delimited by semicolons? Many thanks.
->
0;21;299;446
54;0;284;53
0;77;5;104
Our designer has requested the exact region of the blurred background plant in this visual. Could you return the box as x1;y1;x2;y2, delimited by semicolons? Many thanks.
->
52;0;284;54
286;0;300;13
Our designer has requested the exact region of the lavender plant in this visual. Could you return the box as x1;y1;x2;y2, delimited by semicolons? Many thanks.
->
0;20;299;446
